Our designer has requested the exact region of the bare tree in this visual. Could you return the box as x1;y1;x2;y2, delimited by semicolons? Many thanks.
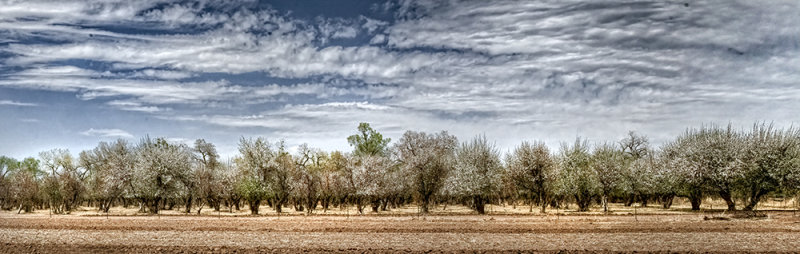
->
394;131;457;214
620;131;649;159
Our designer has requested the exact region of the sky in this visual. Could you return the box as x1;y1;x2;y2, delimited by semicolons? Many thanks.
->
1;0;799;159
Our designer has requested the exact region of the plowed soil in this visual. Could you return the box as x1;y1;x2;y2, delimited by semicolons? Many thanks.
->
3;211;800;253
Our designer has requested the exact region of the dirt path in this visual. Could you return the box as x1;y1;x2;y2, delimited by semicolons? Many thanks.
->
2;214;800;253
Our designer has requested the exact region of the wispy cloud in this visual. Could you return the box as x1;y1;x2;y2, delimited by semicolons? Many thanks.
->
80;128;134;139
0;100;38;107
1;0;799;158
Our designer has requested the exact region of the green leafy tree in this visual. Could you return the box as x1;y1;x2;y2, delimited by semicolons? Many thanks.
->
347;123;391;157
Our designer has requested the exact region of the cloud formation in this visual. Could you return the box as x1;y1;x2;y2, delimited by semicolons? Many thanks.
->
0;100;38;107
80;128;135;139
1;0;799;158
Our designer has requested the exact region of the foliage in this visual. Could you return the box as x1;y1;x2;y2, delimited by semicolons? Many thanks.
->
448;135;503;214
506;141;556;213
394;130;457;214
557;138;598;212
347;122;391;157
132;137;192;214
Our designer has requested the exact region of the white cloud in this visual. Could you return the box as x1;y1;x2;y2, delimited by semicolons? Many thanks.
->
0;100;38;107
80;128;134;139
1;0;799;156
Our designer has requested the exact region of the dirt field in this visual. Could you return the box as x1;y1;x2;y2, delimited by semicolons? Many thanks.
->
3;204;800;253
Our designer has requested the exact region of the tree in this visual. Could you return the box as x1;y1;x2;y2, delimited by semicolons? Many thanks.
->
619;132;656;206
620;131;649;160
672;125;743;211
319;151;347;212
291;144;324;214
132;137;192;214
347;123;391;157
394;130;457;214
234;172;268;215
40;149;85;214
661;138;704;210
557;138;598;212
506;141;555;213
0;156;19;210
80;139;136;213
591;143;626;212
447;135;503;214
343;154;391;214
191;139;222;214
739;123;800;211
9;158;40;213
625;154;657;207
237;138;294;213
270;142;295;213
217;159;242;212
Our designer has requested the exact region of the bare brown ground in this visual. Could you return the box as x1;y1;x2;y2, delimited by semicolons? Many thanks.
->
2;201;800;253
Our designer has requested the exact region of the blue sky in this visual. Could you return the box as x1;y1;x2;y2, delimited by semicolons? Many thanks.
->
1;0;799;159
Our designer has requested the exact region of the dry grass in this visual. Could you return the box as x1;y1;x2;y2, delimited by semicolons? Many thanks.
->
2;199;799;253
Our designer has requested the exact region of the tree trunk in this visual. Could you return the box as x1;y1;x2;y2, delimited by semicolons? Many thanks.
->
661;194;674;209
689;195;702;211
575;194;592;212
381;198;389;211
419;195;430;214
248;199;260;215
640;194;649;207
744;189;768;211
719;191;736;211
184;197;193;213
474;196;486;214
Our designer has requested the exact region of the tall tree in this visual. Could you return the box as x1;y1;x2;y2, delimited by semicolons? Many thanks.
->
347;123;391;157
